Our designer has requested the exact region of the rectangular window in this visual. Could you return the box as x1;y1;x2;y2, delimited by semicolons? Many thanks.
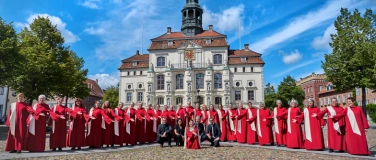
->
140;71;143;75
215;97;222;105
157;97;164;105
127;71;130;76
206;39;211;44
157;75;165;90
137;92;143;102
243;67;245;72
241;57;246;62
366;88;369;94
126;93;132;102
134;71;136;75
324;98;326;105
251;67;253;72
196;74;204;89
157;57;166;66
310;86;313;93
133;62;137;66
366;100;369;105
374;98;376;104
319;85;322;91
214;74;222;89
176;97;183;105
327;97;330;105
235;91;241;101
0;88;3;95
356;88;360;95
248;90;254;101
348;93;351;98
337;95;341;103
168;41;173;46
358;101;361;106
234;68;237;72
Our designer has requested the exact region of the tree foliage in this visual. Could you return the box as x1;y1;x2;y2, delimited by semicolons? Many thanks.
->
7;16;89;103
0;18;21;86
366;104;376;123
103;84;119;109
264;83;276;96
322;8;376;116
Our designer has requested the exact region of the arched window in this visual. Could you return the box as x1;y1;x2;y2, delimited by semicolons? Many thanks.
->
176;74;184;89
176;97;183;105
215;97;222;105
157;97;164;105
196;73;204;89
214;73;222;89
157;57;165;66
157;75;165;90
213;54;222;64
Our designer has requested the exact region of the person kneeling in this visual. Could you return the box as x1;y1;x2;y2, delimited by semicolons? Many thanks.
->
203;117;221;147
156;117;172;147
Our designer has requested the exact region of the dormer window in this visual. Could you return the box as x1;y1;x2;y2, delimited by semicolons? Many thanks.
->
206;39;211;44
133;62;137;66
241;57;247;62
168;41;173;46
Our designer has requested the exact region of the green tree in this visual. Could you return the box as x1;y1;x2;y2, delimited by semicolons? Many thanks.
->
322;8;376;116
277;75;305;108
103;84;119;109
264;83;276;96
0;18;21;86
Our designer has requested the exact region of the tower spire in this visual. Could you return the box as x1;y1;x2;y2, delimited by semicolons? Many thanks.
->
181;0;203;36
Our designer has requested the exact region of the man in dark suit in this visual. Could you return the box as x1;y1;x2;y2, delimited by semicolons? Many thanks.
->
156;117;172;147
195;116;205;141
203;117;221;147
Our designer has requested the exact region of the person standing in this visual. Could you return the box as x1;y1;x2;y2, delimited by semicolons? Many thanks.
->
67;98;88;150
313;97;346;152
246;102;258;145
330;97;370;155
86;101;112;148
174;118;185;146
201;105;209;126
124;102;136;146
136;102;150;144
226;103;237;142
145;104;157;143
208;104;218;125
185;101;195;125
102;101;120;148
236;103;248;143
297;99;325;151
277;100;304;149
267;100;287;147
194;103;202;121
49;97;76;151
113;103;126;147
176;103;187;127
156;117;172;147
216;104;228;141
4;93;36;153
256;103;273;146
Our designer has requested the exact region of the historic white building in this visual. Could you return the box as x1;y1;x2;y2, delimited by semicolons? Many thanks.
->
118;0;265;108
0;86;8;120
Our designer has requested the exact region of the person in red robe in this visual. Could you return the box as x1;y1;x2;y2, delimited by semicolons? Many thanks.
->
124;103;136;146
256;103;273;146
4;93;37;153
145;104;157;143
185;101;195;125
25;94;63;152
235;103;247;143
226;103;237;142
208;104;218;124
168;105;176;139
49;97;77;151
330;97;370;155
267;100;287;147
246;102;258;144
136;102;150;144
86;101;112;148
313;97;346;152
102;101;121;147
216;104;228;141
113;103;126;147
296;99;324;151
194;103;202;120
185;120;200;150
155;105;162;125
277;99;304;149
176;103;187;127
201;105;208;126
67;98;88;150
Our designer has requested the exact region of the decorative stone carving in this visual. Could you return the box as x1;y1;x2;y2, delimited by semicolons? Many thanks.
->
226;97;229;104
207;97;211;105
167;84;171;92
167;98;171;106
207;82;211;91
225;82;229;91
188;83;192;92
148;84;152;92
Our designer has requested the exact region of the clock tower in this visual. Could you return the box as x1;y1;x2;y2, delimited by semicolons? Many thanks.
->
181;0;203;36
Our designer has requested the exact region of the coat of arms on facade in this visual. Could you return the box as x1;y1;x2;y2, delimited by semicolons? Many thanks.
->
184;50;195;61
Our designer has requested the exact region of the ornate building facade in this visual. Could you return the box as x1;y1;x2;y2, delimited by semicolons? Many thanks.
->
118;0;265;108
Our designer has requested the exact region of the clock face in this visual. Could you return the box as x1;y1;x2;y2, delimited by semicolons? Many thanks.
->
184;50;195;60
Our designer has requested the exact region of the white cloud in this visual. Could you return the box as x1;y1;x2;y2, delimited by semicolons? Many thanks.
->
202;4;246;33
311;24;336;50
250;0;359;54
272;59;321;78
84;27;105;35
79;0;101;9
312;52;325;57
280;50;303;64
16;14;80;44
88;73;119;89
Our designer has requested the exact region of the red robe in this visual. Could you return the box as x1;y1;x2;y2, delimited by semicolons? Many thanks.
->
168;109;176;138
255;109;273;145
185;126;200;149
67;105;87;148
333;106;370;155
247;107;258;144
145;108;156;143
226;109;237;141
124;108;137;145
49;105;75;149
201;110;208;126
297;107;325;150
136;107;150;144
236;108;248;143
217;109;228;141
26;103;60;152
102;108;119;146
4;102;35;151
208;110;219;124
86;108;112;148
194;109;202;120
185;106;195;125
317;106;346;151
113;108;125;146
277;107;304;149
268;107;287;145
176;107;186;127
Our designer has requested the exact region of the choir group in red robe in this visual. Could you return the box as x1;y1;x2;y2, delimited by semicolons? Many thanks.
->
4;94;371;156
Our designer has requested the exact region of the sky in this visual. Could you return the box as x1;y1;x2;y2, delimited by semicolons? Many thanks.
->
1;0;375;90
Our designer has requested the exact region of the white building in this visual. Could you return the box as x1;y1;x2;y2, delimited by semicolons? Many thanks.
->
0;86;9;120
118;0;265;108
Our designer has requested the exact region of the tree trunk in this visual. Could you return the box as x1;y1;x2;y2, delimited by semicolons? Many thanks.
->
65;95;68;107
361;87;368;117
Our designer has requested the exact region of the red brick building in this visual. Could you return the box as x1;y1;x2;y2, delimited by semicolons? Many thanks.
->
355;88;376;106
317;82;352;107
296;72;327;107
